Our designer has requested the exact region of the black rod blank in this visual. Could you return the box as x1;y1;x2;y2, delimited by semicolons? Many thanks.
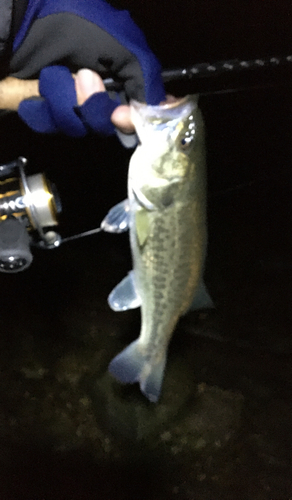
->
103;54;292;92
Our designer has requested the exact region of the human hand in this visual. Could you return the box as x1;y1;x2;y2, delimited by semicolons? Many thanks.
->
75;69;178;136
13;0;166;138
74;69;135;135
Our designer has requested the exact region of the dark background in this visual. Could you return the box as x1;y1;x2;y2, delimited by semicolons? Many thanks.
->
0;1;292;499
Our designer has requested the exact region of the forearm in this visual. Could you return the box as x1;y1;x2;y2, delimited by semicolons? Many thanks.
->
0;77;39;111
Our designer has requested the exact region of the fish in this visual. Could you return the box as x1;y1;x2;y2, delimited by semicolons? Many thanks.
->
101;95;213;402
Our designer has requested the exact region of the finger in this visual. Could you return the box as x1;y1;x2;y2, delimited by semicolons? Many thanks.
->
160;94;179;105
75;69;106;106
111;105;135;134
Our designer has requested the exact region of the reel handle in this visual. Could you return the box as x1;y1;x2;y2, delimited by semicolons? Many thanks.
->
0;217;33;272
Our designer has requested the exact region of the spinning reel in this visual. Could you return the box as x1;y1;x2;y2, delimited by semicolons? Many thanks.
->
0;157;61;272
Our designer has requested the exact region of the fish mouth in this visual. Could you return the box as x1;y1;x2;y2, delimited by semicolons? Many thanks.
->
130;95;198;126
130;95;196;111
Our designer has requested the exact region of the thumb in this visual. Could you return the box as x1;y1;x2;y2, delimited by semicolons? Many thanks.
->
75;69;106;105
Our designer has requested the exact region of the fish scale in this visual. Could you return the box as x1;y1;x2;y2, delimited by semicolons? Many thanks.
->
106;95;213;402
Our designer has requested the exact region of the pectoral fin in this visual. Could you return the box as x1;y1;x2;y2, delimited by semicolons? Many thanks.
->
108;270;141;311
101;199;130;233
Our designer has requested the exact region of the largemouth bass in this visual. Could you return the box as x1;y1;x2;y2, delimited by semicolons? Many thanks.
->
102;95;212;402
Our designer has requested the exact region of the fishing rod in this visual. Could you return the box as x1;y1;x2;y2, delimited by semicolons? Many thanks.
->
1;54;291;112
1;54;292;270
104;54;292;92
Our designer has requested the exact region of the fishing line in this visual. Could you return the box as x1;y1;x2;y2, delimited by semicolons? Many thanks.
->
61;227;102;243
60;182;258;244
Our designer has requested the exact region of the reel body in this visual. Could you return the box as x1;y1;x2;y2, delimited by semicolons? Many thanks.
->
0;157;61;272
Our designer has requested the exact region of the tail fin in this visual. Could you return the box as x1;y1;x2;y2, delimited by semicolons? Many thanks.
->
108;340;167;403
